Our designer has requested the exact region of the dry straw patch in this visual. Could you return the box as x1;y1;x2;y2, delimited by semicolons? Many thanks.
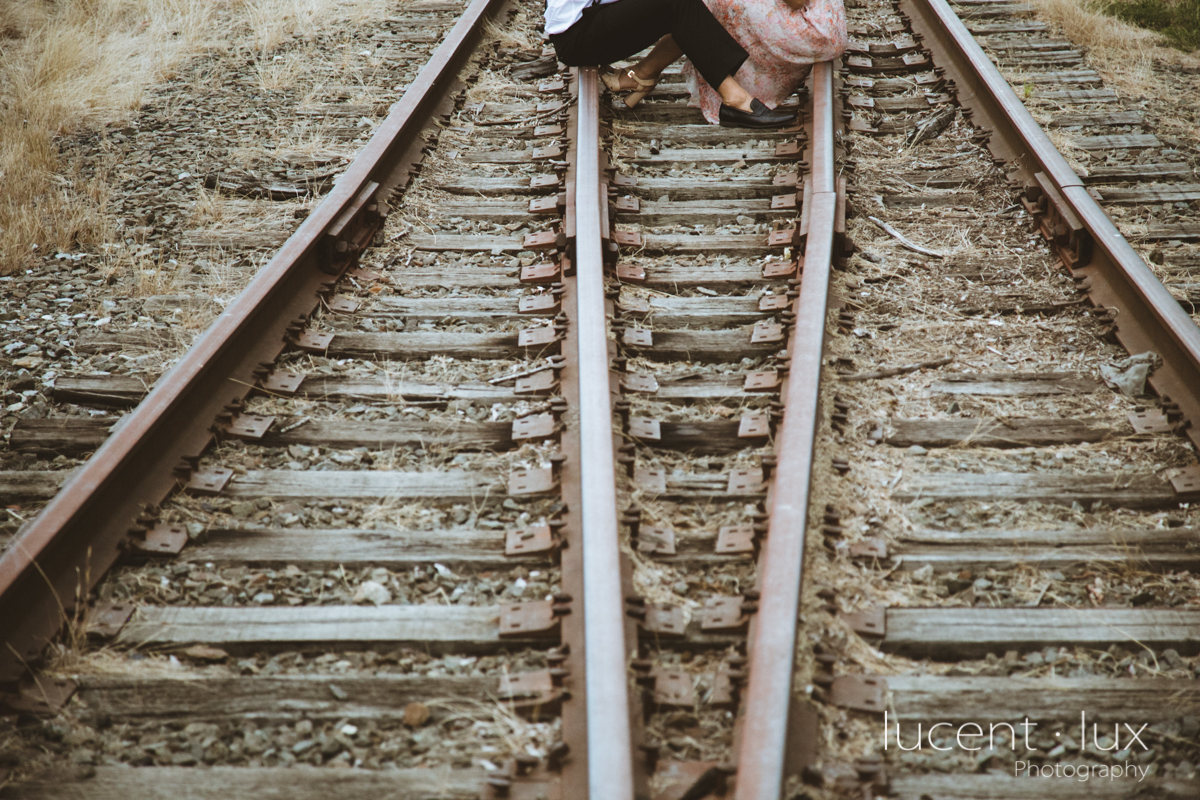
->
0;0;386;277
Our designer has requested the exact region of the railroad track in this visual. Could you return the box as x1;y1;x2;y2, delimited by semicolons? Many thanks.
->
2;0;1200;798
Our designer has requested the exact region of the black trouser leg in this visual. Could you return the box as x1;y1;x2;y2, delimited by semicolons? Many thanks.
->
549;0;747;89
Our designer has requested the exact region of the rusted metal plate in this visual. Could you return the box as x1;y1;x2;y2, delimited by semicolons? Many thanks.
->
629;417;662;441
220;413;275;440
497;669;562;710
620;296;651;314
347;267;384;282
129;522;188;556
846;54;873;69
744;371;781;392
533;145;564;160
715;524;756;554
701;596;747;631
519;294;559;314
774;172;799;187
768;229;797;247
260;370;304;395
637;526;676;555
1;676;77;715
614;196;640;213
758;295;790;312
508;466;555;495
641;603;686;636
499;601;559;637
709;666;735;707
616;263;646;282
828;675;887;714
903;51;931;67
529;196;560;214
613;230;642;247
530;174;561;190
538;78;565;93
536;100;563;113
652;669;696;706
518;326;559;347
751;322;785;344
762;260;797;278
512;413;556;441
523;230;560;250
840;607;886;637
294;331;334;352
612;173;637;188
775;140;802;157
88;601;135;638
771;194;797;211
515;369;557;394
738;412;771;438
533;124;563;137
326;295;359;314
1171;464;1200;496
1129;408;1173;434
506;524;554;557
726;467;764;494
633;466;666;493
848;95;876;109
184;467;233;495
623;373;659;393
520;262;561;283
848;538;888;559
624;328;653;347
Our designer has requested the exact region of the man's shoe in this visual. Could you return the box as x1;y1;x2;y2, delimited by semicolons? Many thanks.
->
718;98;796;128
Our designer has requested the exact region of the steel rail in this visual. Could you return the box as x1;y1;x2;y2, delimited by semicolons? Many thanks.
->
0;0;508;682
735;60;838;800
573;66;636;800
902;0;1200;454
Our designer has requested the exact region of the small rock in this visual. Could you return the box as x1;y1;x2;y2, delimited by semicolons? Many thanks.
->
230;501;255;519
328;684;348;701
1180;716;1200;738
403;701;431;728
973;578;993;591
183;645;229;662
252;592;275;604
353;580;391;606
907;445;928;456
912;564;934;582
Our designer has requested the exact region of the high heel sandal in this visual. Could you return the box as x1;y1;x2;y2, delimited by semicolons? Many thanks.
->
600;68;658;108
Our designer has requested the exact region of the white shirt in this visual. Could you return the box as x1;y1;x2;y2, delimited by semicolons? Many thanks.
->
545;0;621;35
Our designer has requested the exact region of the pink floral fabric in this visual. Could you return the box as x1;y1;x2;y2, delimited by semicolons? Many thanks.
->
684;0;847;124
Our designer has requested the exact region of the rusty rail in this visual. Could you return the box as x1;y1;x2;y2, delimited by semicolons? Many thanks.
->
902;0;1200;456
734;60;840;800
0;0;509;682
572;67;636;800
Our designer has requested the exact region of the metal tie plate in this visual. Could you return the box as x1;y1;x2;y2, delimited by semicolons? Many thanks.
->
184;467;234;495
636;525;675;555
522;231;560;250
520;261;562;283
828;675;887;714
532;145;564;161
744;371;781;391
528;196;560;214
615;263;647;282
751;321;785;344
518;327;559;348
512;413;556;441
738;412;771;438
326;295;359;314
651;669;696;706
641;603;686;636
839;607;886;638
1170;464;1200;496
221;413;276;440
537;78;565;93
849;538;888;559
1129;408;1173;434
129;523;188;556
628;417;662;441
726;467;764;494
518;294;559;314
623;373;659;393
768;229;797;247
613;196;640;213
619;296;651;314
633;466;667;493
623;328;653;347
758;295;791;312
612;230;643;247
261;370;304;395
515;370;557;394
715;524;756;554
508;467;555;495
775;140;802;157
701;596;747;631
295;331;334;352
499;601;559;637
88;601;135;638
533;124;563;137
506;524;554;557
530;174;561;190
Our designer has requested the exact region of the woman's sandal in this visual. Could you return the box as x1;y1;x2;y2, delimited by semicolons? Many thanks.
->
600;68;658;108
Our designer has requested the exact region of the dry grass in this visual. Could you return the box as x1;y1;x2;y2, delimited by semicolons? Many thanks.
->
0;0;386;277
1026;0;1165;89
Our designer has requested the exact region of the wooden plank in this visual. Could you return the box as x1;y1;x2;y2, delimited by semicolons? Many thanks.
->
929;372;1099;395
326;331;523;359
1097;183;1200;204
1130;222;1200;242
639;262;768;286
1069;133;1161;150
893;471;1180;507
885;417;1118;447
409;234;528;253
76;330;180;354
622;294;767;327
611;122;797;144
117;605;518;650
76;673;487;722
369;295;524;320
2;766;482;800
184;525;514;567
887;675;1200;720
53;374;153;406
621;328;781;362
0;470;72;502
8;417;115;455
889;773;1199;799
1010;69;1100;84
439;175;550;196
1030;88;1118;103
637;234;775;256
894;527;1200;572
623;146;791;167
630;176;781;201
624;198;789;226
640;420;747;454
223;469;509;500
611;101;797;125
884;607;1200;657
1082;162;1192;183
966;21;1049;33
